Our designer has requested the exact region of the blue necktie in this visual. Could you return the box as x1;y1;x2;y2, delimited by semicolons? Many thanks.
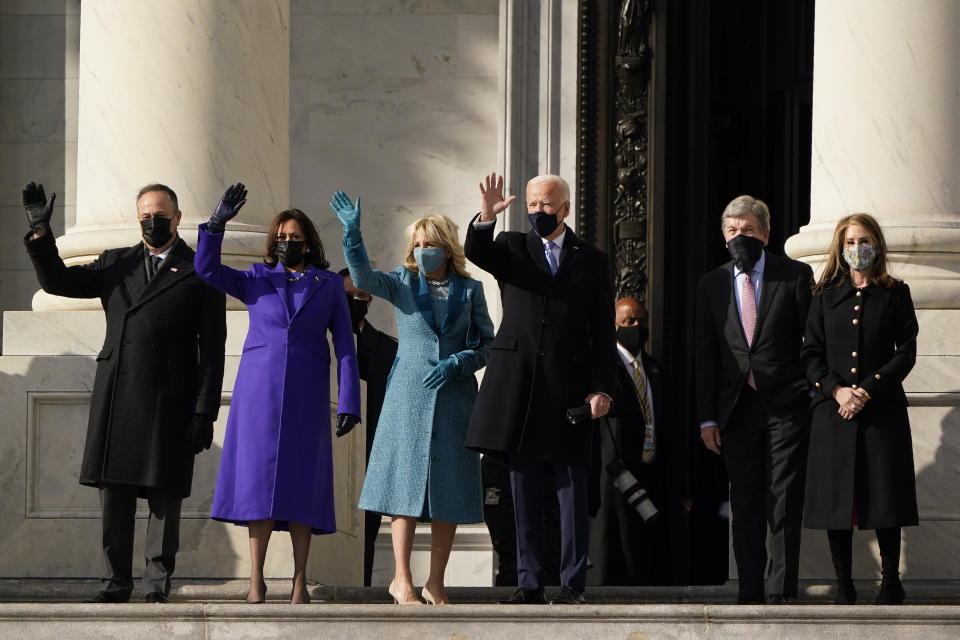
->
545;241;559;275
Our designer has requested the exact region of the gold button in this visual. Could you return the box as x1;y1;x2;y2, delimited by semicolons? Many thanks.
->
852;351;858;357
854;305;861;311
875;373;882;380
851;367;857;373
852;319;859;325
852;384;859;389
815;382;821;388
856;291;862;297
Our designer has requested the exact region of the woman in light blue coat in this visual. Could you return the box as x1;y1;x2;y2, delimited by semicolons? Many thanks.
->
331;191;494;605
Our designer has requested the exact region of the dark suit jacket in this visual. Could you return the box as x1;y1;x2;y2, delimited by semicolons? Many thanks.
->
25;232;226;497
355;320;398;463
590;350;678;584
463;218;617;466
694;252;813;429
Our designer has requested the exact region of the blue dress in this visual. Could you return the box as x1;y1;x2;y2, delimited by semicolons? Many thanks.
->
345;239;494;523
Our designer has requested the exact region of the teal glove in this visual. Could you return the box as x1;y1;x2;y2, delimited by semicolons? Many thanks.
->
330;189;362;246
423;356;462;390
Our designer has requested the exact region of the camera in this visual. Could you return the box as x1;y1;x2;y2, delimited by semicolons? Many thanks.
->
606;459;660;524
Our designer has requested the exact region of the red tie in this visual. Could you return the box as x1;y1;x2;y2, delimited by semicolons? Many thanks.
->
741;272;757;389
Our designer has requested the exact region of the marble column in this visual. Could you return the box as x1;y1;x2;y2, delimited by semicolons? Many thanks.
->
785;0;960;580
497;0;579;231
35;0;289;310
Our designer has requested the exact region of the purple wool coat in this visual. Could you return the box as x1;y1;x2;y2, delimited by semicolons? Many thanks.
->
195;224;360;534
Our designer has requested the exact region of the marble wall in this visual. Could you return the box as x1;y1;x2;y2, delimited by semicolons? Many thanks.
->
0;0;79;311
289;0;502;336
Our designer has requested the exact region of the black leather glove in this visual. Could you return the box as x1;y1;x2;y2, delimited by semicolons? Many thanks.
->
22;181;55;233
336;413;360;438
190;414;215;454
207;182;247;233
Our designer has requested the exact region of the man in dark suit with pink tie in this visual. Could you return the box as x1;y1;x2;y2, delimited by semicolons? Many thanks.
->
695;195;813;605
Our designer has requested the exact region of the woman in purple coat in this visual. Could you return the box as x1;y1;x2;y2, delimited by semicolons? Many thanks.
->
195;184;361;604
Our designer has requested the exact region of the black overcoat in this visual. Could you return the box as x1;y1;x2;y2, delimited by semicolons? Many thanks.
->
26;232;226;497
589;351;678;585
694;253;814;429
801;278;919;529
463;219;617;466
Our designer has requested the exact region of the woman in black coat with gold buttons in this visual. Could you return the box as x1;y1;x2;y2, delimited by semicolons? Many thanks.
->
802;213;919;605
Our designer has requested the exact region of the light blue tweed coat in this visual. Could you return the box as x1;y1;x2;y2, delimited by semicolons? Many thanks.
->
347;239;494;523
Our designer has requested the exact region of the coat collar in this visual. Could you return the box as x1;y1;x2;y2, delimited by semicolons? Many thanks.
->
525;225;581;277
823;276;890;308
412;269;466;334
127;237;196;311
266;261;328;321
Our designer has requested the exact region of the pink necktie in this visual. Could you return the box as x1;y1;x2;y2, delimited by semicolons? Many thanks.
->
741;272;757;389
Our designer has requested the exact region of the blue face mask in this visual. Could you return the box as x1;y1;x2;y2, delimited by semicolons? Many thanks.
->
414;247;447;275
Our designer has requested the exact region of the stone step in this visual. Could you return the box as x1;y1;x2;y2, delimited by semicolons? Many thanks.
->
1;579;958;605
0;602;959;640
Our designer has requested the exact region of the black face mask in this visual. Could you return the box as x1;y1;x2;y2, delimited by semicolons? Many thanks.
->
346;294;369;333
616;323;649;356
726;234;765;272
275;240;306;268
527;211;561;237
140;216;174;248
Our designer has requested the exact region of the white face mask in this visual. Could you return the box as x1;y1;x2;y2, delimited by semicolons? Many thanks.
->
843;244;876;271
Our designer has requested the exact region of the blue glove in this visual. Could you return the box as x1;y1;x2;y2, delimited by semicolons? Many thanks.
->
330;189;362;246
423;356;461;390
207;182;247;233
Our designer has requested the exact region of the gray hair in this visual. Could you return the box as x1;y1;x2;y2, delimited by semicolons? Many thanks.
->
527;174;570;204
721;195;770;233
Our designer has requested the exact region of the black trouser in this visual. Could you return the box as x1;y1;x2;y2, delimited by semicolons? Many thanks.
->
99;484;183;600
363;510;381;587
722;387;808;601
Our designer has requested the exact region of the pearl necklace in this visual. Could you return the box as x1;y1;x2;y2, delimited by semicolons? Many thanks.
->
287;269;308;282
427;277;450;286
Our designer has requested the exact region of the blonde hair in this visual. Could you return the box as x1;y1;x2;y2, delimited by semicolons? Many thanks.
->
402;214;471;278
814;212;895;293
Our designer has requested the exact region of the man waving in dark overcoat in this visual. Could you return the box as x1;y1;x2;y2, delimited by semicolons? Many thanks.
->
21;181;226;603
464;172;617;605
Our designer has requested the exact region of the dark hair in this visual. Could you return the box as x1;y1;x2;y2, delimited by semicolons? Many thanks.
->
136;183;178;212
263;209;330;269
337;267;351;277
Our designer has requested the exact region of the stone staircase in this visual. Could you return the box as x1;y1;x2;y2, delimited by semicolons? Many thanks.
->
0;581;957;639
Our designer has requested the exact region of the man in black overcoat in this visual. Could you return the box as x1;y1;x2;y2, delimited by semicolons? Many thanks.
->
695;195;813;604
21;182;226;603
464;172;617;604
589;298;688;586
339;268;398;587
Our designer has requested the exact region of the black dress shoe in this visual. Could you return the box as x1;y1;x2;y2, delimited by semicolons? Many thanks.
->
144;592;168;603
86;591;127;603
497;588;546;605
766;594;788;605
873;581;905;605
549;586;585;605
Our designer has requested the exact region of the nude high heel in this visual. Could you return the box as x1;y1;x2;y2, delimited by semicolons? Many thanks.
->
389;581;423;605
